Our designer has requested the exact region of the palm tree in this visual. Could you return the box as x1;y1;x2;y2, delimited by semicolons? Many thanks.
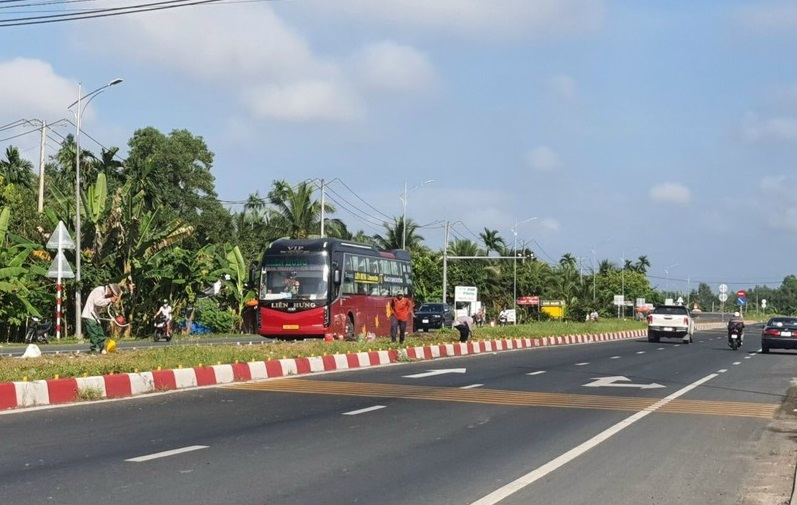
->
559;253;578;270
448;238;481;257
267;180;334;239
373;216;423;250
479;228;505;256
635;255;651;274
0;146;35;190
598;259;617;275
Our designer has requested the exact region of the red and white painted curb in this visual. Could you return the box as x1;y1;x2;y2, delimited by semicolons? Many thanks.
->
1;327;723;411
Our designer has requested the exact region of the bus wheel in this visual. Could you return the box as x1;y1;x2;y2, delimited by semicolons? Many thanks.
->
345;315;355;341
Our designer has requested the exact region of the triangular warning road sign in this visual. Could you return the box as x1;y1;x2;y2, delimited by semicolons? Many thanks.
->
46;251;75;279
46;221;76;250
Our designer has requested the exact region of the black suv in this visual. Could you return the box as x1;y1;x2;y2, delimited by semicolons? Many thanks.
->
413;303;454;332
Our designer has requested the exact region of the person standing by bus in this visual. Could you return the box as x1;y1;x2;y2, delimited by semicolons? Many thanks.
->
390;292;413;344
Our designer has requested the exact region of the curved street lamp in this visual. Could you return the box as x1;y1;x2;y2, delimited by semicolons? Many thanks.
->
67;78;123;338
399;179;434;250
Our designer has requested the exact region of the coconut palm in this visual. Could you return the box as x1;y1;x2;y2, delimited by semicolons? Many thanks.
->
635;255;651;274
267;180;335;239
479;228;505;256
0;146;35;191
374;216;423;250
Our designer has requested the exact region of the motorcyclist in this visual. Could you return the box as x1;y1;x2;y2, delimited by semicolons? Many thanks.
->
727;311;745;347
155;299;173;338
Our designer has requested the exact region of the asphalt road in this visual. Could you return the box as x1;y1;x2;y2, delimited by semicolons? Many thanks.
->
1;325;796;505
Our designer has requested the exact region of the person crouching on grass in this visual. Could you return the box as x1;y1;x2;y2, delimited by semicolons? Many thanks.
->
81;283;121;354
453;313;475;343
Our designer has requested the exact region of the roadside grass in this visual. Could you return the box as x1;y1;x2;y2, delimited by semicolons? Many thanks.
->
0;320;645;383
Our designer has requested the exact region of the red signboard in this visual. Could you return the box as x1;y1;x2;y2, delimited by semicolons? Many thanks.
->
517;296;540;306
736;290;747;299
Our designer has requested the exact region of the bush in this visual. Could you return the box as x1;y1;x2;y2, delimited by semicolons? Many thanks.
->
193;298;236;333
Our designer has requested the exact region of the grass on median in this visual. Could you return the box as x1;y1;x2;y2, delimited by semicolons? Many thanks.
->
0;320;646;383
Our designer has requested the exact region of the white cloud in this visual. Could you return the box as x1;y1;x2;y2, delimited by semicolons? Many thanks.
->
80;5;362;122
352;41;437;94
310;0;606;39
0;58;77;120
740;113;797;142
548;74;577;103
525;146;561;172
650;182;691;205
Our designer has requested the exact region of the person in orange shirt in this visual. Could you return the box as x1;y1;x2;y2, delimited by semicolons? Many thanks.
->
390;292;413;344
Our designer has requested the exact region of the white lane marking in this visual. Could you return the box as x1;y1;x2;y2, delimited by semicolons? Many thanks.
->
744;356;752;359
461;384;483;389
343;405;386;416
657;348;665;351
126;445;208;463
575;362;589;366
403;368;467;378
718;369;728;373
636;351;645;355
733;362;741;366
527;371;546;376
610;356;621;359
674;344;681;347
470;374;718;505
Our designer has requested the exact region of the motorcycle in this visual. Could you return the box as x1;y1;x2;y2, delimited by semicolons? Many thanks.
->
729;325;744;351
153;314;172;342
24;316;52;345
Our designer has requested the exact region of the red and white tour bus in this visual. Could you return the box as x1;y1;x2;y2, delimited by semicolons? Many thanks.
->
250;238;413;339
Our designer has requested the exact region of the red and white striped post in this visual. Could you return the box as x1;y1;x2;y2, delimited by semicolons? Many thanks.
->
46;221;76;341
55;282;63;340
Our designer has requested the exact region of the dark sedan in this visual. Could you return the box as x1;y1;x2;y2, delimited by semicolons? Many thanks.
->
761;317;797;353
413;303;454;332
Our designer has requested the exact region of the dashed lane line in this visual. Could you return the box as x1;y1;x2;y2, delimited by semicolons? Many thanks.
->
227;379;777;419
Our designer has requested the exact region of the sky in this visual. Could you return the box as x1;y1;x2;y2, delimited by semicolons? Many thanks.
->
2;0;797;297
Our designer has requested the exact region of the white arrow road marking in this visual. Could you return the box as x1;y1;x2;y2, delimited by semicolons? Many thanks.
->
126;445;208;463
343;405;386;416
583;376;665;389
403;368;467;379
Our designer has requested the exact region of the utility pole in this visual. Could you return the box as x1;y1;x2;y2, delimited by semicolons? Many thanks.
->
319;178;325;237
442;220;449;303
37;120;47;213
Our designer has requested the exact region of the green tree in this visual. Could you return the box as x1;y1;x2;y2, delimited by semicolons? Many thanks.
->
374;216;424;250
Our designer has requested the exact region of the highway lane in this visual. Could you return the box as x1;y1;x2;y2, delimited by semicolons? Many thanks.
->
1;326;795;505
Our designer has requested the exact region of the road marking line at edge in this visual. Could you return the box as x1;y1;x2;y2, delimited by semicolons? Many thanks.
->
343;405;386;416
469;373;718;505
461;384;484;389
125;445;209;463
527;371;546;376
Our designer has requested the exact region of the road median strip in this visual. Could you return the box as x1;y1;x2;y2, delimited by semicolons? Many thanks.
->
0;327;706;411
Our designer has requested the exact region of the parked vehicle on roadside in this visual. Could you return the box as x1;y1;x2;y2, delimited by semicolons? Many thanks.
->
761;317;797;354
413;303;454;332
647;305;694;343
24;316;52;345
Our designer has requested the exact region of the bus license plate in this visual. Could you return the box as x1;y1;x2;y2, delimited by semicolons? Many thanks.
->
282;325;299;330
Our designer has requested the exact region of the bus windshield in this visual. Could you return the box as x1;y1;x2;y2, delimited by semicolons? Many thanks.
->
260;253;329;301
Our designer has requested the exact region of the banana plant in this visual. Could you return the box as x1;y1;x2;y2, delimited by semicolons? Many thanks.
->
212;243;256;331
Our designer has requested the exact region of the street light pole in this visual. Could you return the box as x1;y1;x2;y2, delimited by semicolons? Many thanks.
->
68;78;123;338
511;217;537;325
400;179;434;250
